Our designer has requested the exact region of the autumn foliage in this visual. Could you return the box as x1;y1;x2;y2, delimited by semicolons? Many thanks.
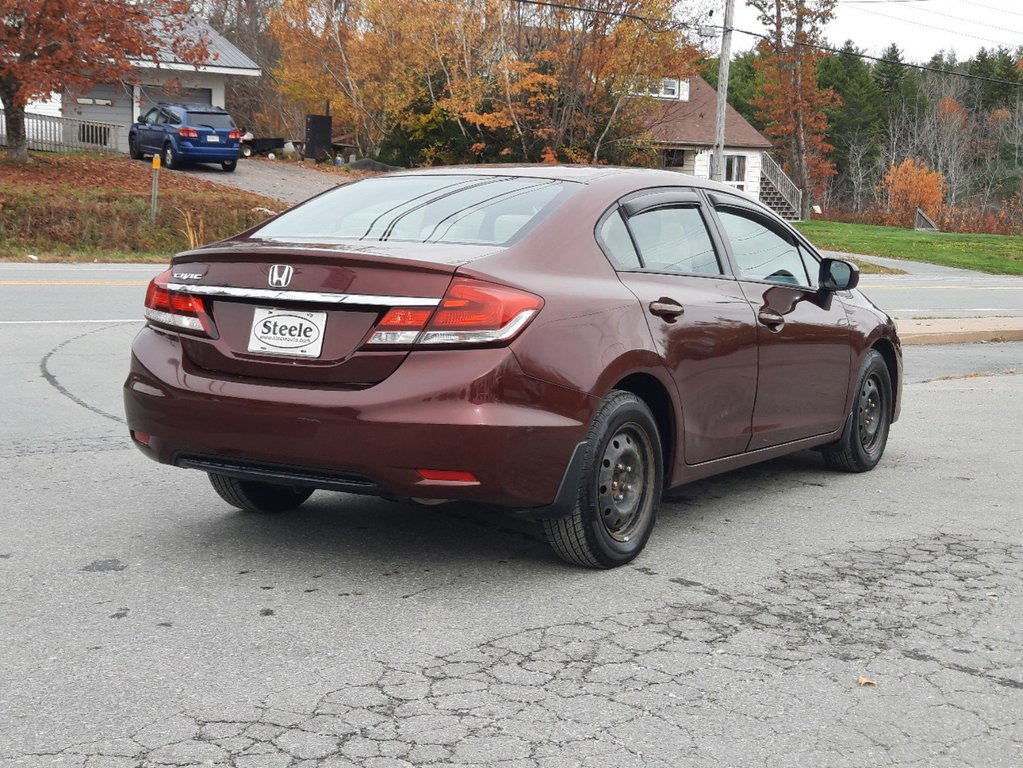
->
0;0;210;162
268;0;701;165
877;158;945;228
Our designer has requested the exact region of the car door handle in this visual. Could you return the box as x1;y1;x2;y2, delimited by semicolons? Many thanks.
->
649;299;685;321
758;308;785;330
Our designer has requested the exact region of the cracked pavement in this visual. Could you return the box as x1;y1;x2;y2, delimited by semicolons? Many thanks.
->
2;269;1021;767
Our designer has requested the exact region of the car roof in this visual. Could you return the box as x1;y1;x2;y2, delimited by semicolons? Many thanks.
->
157;103;231;113
388;164;757;197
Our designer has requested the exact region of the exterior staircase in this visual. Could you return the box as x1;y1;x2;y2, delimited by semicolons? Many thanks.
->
759;153;801;221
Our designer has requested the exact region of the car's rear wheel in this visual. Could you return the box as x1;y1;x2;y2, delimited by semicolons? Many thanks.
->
822;349;892;472
162;143;177;170
544;391;662;568
208;472;313;513
221;159;237;172
128;135;142;160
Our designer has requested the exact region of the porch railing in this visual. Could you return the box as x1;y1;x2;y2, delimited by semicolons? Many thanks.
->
760;152;802;217
0;109;122;153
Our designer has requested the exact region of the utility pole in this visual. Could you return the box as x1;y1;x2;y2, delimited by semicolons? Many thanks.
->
712;0;736;182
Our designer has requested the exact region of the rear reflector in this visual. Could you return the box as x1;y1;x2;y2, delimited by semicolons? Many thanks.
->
131;431;151;446
363;277;542;348
417;469;480;484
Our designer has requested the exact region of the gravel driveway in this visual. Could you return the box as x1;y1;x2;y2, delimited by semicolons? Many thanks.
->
180;158;341;206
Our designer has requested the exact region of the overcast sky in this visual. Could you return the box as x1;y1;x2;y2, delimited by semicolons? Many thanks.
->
725;0;1023;63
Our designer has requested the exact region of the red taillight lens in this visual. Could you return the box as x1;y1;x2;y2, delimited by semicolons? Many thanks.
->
228;129;241;140
362;278;542;348
417;469;479;484
143;269;212;335
420;278;542;345
178;126;199;139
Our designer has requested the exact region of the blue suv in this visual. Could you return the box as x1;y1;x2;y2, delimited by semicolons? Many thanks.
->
129;103;241;172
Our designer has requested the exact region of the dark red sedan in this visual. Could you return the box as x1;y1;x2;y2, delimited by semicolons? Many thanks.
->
124;166;901;567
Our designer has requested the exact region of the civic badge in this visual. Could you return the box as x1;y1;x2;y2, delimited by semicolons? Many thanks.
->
268;264;294;288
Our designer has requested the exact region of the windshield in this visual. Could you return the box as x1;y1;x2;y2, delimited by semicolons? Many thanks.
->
185;112;236;130
252;175;575;246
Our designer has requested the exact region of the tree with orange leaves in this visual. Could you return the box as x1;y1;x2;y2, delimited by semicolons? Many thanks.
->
749;0;838;217
0;0;209;163
878;158;944;228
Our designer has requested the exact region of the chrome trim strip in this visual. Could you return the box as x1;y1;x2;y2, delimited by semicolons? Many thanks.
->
167;283;440;307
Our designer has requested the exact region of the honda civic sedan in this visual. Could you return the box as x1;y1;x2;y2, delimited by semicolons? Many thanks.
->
124;166;901;568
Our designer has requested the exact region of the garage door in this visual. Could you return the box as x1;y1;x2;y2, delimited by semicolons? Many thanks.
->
64;83;133;151
138;85;213;116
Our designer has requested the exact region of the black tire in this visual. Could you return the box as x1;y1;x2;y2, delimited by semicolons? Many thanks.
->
822;349;893;472
162;143;177;170
543;391;663;568
208;472;313;513
221;158;237;172
128;135;142;160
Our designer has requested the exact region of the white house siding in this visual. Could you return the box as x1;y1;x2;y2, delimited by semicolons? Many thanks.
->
25;93;62;117
683;149;763;203
135;69;226;115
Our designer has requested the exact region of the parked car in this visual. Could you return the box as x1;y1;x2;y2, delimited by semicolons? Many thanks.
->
129;103;240;172
124;167;902;568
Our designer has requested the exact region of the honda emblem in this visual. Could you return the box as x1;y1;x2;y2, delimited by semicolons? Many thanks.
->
268;264;294;288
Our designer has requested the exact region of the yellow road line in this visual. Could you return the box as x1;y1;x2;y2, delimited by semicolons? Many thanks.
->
0;280;149;286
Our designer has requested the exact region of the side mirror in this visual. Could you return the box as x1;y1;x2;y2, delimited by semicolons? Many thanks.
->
137;114;146;123
819;258;859;292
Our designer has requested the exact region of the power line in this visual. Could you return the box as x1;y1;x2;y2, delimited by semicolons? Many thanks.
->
847;5;1017;47
507;0;1023;90
895;3;1023;35
962;0;1023;20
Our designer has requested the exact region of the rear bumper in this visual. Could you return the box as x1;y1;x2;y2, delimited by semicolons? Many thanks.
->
123;327;597;511
177;142;239;161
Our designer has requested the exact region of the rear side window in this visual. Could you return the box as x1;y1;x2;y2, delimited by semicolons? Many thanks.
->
628;207;721;276
186;112;235;130
254;175;574;246
716;209;810;287
597;210;641;269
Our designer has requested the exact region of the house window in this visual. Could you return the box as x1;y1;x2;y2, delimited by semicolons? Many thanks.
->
725;155;747;190
647;78;682;100
663;148;686;168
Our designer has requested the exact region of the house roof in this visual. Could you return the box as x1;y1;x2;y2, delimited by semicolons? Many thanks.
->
644;76;771;149
138;17;260;75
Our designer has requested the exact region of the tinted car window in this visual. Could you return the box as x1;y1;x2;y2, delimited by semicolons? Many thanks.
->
716;209;810;287
597;210;641;269
186;112;236;130
254;175;573;246
628;207;721;275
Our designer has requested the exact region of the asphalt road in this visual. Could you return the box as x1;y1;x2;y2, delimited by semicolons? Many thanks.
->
2;266;1022;767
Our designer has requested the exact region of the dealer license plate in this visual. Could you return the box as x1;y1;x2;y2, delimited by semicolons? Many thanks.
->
206;134;220;143
247;307;326;358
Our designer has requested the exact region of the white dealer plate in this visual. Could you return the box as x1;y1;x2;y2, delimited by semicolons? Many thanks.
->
206;134;220;142
247;307;326;358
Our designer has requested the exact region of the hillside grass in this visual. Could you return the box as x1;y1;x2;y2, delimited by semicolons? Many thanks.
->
795;220;1023;275
0;152;281;261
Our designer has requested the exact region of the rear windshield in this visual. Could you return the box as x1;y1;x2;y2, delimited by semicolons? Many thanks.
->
252;175;575;246
185;112;235;130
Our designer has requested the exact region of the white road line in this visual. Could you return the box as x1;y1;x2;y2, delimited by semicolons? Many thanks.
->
0;319;141;325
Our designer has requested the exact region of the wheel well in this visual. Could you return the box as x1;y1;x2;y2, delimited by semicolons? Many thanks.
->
611;373;675;484
871;338;899;414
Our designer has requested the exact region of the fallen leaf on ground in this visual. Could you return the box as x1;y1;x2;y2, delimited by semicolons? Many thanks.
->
856;676;878;687
986;592;998;598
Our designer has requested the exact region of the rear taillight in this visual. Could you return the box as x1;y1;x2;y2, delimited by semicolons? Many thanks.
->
144;269;212;335
228;129;241;140
178;126;199;139
363;277;542;348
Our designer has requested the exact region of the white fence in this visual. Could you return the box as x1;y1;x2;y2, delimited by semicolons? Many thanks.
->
0;109;122;153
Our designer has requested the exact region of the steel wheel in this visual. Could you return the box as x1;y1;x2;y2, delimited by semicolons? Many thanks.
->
596;423;654;543
858;374;885;453
822;349;893;473
543;390;663;568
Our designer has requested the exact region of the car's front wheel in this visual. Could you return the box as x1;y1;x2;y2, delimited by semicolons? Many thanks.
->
221;159;237;172
822;349;893;472
162;143;178;170
208;473;313;513
544;391;662;568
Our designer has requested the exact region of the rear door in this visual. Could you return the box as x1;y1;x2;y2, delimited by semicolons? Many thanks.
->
603;191;759;465
707;193;852;449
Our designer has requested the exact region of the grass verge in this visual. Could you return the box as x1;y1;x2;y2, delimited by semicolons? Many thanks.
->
795;220;1023;275
0;152;281;261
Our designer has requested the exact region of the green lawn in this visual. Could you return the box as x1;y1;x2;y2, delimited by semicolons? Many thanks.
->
794;220;1023;275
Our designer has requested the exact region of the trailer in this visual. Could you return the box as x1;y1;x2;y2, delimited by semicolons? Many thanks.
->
240;137;285;158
